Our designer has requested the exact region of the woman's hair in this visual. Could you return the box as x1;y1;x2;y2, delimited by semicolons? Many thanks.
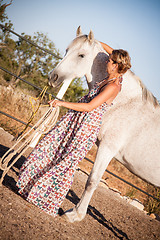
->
111;49;131;74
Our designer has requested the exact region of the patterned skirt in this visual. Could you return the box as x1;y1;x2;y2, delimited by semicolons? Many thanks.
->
16;105;106;217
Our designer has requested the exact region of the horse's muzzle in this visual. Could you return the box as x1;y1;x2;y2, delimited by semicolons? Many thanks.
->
48;73;58;87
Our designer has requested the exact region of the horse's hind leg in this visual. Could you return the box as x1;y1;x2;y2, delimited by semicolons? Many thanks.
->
64;142;116;222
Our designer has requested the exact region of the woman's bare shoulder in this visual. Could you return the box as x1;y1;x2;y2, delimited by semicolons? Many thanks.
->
104;82;120;91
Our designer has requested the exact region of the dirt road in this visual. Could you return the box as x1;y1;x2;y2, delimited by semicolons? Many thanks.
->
0;128;160;240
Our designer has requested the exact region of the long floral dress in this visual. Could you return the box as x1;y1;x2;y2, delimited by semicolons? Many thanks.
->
16;81;110;217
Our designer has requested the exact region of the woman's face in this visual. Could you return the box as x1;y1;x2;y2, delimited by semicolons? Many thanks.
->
107;55;117;74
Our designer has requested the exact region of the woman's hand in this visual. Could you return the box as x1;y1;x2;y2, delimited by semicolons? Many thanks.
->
48;99;62;108
99;41;113;55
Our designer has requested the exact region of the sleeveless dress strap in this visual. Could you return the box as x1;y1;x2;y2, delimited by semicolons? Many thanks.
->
98;76;123;92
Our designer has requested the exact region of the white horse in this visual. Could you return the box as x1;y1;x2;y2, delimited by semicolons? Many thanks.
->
48;27;160;222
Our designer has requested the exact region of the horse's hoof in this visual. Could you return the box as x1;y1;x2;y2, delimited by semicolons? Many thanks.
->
63;208;85;223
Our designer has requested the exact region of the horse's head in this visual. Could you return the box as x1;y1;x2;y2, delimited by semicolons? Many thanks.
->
48;27;96;88
48;27;108;91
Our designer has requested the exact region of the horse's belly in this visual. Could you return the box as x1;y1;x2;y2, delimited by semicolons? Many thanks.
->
119;138;160;187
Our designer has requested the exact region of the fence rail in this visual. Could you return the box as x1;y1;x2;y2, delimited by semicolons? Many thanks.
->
0;23;159;203
0;110;34;129
0;23;62;59
0;66;61;101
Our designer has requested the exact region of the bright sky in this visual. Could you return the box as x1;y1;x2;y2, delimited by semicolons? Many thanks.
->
3;0;160;100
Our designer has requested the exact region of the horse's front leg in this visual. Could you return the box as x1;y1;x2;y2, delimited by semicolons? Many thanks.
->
64;142;117;222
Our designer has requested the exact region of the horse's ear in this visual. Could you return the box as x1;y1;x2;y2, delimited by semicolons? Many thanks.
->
76;26;83;37
88;30;94;43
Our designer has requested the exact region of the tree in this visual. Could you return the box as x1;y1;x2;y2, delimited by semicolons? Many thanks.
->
0;1;61;94
0;0;12;23
0;1;87;103
0;0;15;83
0;29;61;95
64;78;88;102
9;32;60;89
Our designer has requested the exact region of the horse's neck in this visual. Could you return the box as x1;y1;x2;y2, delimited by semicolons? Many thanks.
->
85;43;142;103
86;44;109;90
112;70;143;105
86;43;159;109
88;52;143;104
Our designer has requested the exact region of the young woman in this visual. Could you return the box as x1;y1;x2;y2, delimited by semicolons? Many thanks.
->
16;42;131;217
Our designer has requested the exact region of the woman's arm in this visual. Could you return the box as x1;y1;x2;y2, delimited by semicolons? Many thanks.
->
99;41;113;55
49;83;119;112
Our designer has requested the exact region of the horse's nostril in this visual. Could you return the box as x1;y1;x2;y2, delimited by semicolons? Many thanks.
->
48;73;58;87
53;74;58;81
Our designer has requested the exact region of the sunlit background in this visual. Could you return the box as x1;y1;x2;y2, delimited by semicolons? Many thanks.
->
5;0;160;100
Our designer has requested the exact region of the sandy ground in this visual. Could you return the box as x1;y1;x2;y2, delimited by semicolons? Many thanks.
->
0;128;160;240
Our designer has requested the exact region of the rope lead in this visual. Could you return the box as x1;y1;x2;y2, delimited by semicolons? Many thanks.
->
15;86;49;140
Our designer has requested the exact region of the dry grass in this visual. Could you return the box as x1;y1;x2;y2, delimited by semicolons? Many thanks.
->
0;85;49;136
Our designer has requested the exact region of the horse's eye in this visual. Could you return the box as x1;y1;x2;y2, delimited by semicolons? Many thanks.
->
79;54;85;58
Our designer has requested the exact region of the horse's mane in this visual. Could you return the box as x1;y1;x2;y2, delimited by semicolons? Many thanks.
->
130;71;160;108
70;35;88;48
